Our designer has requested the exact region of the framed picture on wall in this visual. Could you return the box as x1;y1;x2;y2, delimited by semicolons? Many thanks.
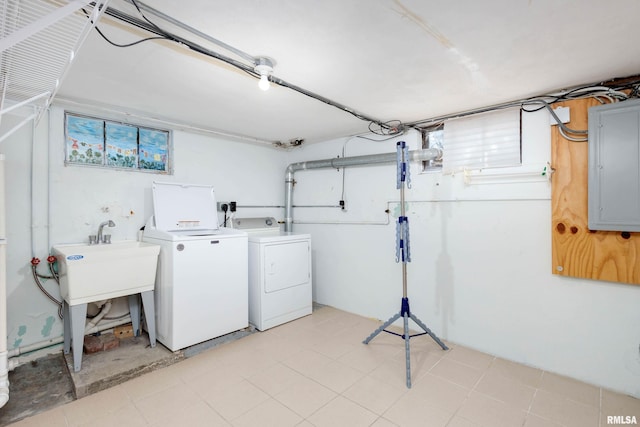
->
139;127;169;172
65;114;105;165
106;122;138;169
64;112;171;174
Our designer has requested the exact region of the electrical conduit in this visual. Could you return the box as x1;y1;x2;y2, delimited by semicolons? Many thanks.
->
284;148;441;232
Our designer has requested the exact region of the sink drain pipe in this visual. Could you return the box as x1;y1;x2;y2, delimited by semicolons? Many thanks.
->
284;147;441;232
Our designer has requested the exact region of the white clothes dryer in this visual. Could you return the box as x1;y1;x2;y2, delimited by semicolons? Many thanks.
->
232;217;312;331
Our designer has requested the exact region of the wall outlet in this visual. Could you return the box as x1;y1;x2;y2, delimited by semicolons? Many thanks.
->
549;106;570;125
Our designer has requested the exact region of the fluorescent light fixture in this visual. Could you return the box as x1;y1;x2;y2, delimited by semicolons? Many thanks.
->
463;164;551;185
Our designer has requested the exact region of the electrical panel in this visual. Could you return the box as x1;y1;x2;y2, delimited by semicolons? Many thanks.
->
588;99;640;231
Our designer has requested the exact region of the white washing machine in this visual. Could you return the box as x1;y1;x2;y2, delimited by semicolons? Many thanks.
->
233;217;312;331
142;182;248;351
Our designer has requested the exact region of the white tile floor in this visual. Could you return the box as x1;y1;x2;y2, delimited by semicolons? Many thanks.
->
9;306;640;427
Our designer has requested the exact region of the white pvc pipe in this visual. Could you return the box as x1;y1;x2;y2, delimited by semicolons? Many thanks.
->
0;155;7;408
84;301;112;333
82;316;131;336
7;336;63;359
0;351;8;408
31;112;36;258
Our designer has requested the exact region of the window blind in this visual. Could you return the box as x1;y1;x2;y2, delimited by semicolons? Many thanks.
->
442;107;521;174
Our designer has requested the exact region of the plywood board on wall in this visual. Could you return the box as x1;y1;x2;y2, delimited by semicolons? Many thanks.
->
551;98;640;285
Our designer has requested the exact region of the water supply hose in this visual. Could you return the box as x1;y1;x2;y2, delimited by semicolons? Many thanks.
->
30;257;63;318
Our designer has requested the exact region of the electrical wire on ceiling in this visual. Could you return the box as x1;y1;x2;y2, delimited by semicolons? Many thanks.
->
85;1;639;144
356;132;406;142
368;119;405;136
84;0;170;48
92;25;167;48
408;80;639;129
87;0;404;138
407;78;640;143
526;84;636;142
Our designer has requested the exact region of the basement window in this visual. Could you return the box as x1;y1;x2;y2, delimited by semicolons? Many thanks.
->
64;112;171;174
442;107;522;174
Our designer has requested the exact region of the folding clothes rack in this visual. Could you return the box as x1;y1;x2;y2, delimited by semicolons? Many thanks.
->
362;141;448;388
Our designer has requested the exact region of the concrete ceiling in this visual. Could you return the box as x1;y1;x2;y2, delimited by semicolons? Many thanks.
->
57;0;640;146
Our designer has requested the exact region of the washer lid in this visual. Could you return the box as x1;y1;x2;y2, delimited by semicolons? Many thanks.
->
152;181;219;232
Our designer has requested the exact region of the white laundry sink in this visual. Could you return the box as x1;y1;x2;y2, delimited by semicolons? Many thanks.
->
53;240;160;305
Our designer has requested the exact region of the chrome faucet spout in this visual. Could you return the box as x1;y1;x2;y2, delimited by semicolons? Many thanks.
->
97;220;116;244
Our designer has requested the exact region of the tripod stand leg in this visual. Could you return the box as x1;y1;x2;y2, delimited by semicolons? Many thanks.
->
410;313;449;350
363;312;401;344
403;311;412;388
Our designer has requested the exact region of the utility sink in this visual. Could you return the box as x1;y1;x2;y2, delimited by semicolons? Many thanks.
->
53;241;160;306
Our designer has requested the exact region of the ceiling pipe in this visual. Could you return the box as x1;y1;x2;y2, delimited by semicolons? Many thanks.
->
105;2;393;133
123;0;258;64
284;147;441;232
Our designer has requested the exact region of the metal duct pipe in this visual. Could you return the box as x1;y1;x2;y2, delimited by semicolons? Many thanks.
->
284;148;441;231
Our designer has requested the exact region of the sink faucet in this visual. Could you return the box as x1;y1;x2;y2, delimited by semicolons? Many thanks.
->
97;220;115;244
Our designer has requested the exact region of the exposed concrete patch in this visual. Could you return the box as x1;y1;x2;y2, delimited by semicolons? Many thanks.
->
64;334;184;399
0;353;74;425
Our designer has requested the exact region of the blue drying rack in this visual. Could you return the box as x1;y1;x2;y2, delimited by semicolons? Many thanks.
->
362;141;448;388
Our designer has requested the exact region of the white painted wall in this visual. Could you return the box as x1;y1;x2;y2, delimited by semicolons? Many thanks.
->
0;104;287;356
2;101;639;399
285;110;640;398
